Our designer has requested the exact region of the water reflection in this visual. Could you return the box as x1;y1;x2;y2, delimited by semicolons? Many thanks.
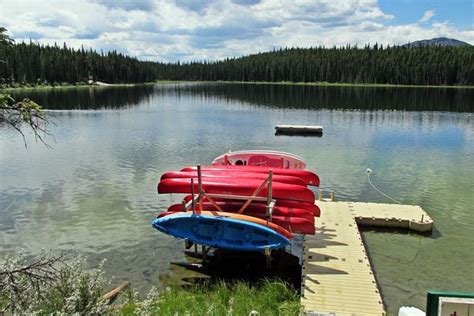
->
8;82;474;112
8;84;156;110
160;83;474;112
1;83;473;313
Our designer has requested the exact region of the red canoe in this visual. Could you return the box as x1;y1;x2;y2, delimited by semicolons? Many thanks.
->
182;195;321;217
159;210;315;235
158;178;315;203
181;165;320;187
160;171;306;187
168;201;314;221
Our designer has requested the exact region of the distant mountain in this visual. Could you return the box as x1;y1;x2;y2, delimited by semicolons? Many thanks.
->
404;37;471;47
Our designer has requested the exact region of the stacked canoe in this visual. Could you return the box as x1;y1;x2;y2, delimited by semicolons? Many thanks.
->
152;151;321;252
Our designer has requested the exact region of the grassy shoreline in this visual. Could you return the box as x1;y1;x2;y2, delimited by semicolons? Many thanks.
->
119;280;301;315
1;80;472;91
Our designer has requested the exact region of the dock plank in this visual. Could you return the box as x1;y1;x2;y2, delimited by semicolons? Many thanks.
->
302;200;432;315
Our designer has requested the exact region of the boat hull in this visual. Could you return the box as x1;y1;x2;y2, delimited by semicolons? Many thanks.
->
181;165;319;187
152;212;291;251
212;150;307;170
169;201;314;221
161;209;315;235
158;178;316;203
160;171;306;187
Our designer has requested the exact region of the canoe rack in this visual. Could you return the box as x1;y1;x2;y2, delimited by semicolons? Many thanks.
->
180;165;277;267
180;164;276;219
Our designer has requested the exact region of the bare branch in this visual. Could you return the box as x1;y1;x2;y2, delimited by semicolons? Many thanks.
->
0;95;53;148
0;253;65;311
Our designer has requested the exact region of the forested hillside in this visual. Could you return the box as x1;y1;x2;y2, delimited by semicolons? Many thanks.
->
0;41;160;84
160;45;473;85
1;40;473;86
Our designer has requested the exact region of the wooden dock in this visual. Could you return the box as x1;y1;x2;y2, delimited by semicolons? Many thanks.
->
301;200;433;315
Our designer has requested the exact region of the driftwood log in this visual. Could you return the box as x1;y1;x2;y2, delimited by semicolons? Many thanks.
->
102;281;130;304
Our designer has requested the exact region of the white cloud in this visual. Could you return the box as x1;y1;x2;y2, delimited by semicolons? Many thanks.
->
419;10;435;23
0;0;471;62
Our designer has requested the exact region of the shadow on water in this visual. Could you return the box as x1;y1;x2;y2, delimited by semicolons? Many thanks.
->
358;225;442;239
170;248;302;291
275;131;323;137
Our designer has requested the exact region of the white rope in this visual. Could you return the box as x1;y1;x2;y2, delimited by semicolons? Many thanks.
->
2;200;16;212
366;168;402;204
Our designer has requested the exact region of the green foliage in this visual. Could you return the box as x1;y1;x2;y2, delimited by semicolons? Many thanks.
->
1;252;301;315
0;254;108;314
0;26;14;47
39;258;109;314
0;92;50;146
120;280;301;315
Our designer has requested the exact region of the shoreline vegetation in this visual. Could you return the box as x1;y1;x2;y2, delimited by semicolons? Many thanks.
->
0;253;300;314
1;80;473;92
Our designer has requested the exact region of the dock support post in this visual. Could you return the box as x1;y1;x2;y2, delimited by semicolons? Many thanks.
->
184;239;194;249
264;248;272;269
318;190;323;201
330;191;335;201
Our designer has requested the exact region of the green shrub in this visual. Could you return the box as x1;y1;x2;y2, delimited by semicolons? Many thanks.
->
0;254;108;314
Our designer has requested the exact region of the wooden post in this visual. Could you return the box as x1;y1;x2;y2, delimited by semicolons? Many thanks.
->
184;239;193;249
197;165;203;213
264;248;272;269
267;170;273;221
267;170;273;204
191;178;195;214
237;171;271;214
318;190;323;201
267;200;275;220
330;191;335;201
204;194;225;213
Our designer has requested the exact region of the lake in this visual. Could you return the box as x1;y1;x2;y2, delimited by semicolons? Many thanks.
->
1;83;473;312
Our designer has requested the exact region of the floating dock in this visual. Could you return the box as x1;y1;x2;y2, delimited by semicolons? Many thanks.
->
275;124;323;135
301;200;433;315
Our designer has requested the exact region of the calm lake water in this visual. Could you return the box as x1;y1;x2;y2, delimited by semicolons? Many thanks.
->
1;83;473;312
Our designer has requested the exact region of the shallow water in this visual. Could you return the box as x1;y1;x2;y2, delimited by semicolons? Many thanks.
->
1;83;473;312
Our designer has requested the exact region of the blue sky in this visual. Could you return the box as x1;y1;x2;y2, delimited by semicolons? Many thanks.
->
0;0;472;62
379;0;472;29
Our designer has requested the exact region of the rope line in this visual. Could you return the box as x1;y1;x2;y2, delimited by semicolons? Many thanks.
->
366;169;402;204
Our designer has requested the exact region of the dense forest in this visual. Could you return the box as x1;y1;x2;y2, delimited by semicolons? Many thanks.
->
1;37;473;86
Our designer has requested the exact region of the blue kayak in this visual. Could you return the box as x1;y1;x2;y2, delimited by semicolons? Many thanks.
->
152;213;290;251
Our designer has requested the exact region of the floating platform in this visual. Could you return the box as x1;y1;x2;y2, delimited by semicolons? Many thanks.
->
301;200;433;315
275;124;323;135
